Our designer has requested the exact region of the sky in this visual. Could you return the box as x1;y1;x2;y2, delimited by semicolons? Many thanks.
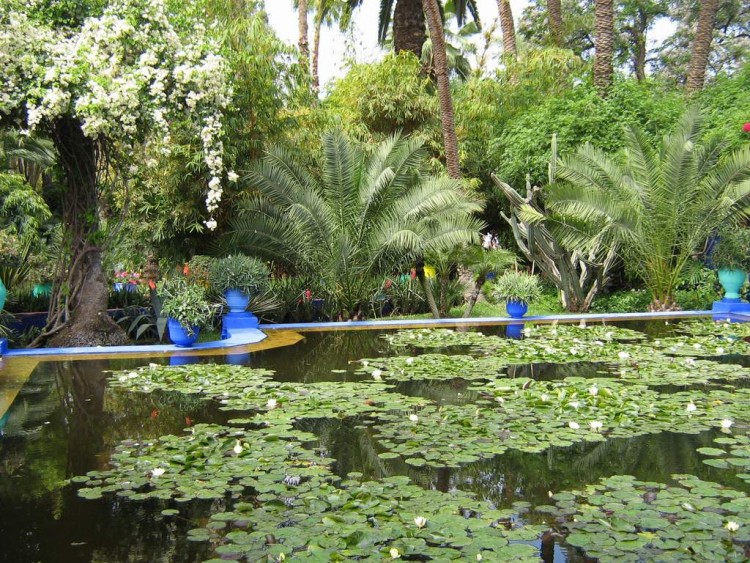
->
264;1;674;90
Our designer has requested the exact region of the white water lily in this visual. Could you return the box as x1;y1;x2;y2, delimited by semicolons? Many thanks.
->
151;467;165;477
495;396;504;403
414;516;427;528
726;521;740;532
267;398;278;409
589;386;598;397
717;347;725;355
617;351;630;360
569;421;580;430
685;358;696;366
389;547;401;559
372;369;382;380
682;502;695;511
604;331;614;340
233;440;243;455
569;347;578;355
476;554;483;561
594;340;604;346
693;343;702;349
721;419;734;430
589;421;603;431
540;393;549;402
409;414;419;423
569;401;580;409
654;340;661;346
522;328;533;336
362;360;369;366
405;357;414;365
686;402;697;413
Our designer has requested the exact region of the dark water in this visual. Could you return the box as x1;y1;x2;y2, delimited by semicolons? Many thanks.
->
0;323;743;562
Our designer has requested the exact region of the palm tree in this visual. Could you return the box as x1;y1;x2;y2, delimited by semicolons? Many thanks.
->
311;0;346;91
685;0;719;94
225;131;483;315
593;0;614;96
548;0;563;47
459;246;516;317
546;108;750;311
495;0;517;57
344;0;480;58
423;0;460;180
297;0;310;71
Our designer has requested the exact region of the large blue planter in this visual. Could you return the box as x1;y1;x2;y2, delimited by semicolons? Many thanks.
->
718;269;747;301
225;289;250;313
506;300;529;319
167;318;200;347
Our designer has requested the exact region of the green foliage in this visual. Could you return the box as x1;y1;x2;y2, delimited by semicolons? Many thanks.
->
225;131;483;313
547;107;750;309
589;289;653;313
709;225;750;271
489;78;685;191
699;64;750;150
325;52;439;138
208;254;270;294
0;173;52;240
158;275;214;332
491;270;542;304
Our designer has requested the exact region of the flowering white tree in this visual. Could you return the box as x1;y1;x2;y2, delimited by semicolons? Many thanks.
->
0;0;231;345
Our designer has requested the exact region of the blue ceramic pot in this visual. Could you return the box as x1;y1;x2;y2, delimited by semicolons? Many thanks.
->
506;300;529;319
225;289;250;313
718;269;747;301
167;318;200;347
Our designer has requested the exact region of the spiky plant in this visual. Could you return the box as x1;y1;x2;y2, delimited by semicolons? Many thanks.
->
545;108;750;311
224;131;484;315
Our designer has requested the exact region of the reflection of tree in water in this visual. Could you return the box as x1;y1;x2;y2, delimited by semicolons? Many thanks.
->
506;362;605;381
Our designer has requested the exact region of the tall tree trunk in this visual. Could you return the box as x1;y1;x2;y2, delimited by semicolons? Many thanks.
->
312;9;322;92
686;0;719;94
496;0;517;57
393;0;426;57
33;118;128;348
423;0;461;179
298;0;310;72
416;259;441;318
593;0;615;97
547;0;563;47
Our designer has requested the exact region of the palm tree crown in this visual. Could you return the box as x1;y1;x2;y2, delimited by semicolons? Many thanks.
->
226;131;483;312
546;108;750;310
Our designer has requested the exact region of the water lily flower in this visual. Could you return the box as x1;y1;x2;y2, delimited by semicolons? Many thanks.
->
414;516;427;528
569;421;580;430
686;402;697;413
495;396;504;403
522;328;532;336
569;401;580;409
476;554;483;561
721;419;734;430
151;467;166;477
617;351;630;360
726;521;740;532
685;358;696;366
409;414;419;422
717;347;725;354
389;547;401;559
682;502;695;511
233;440;243;454
540;393;549;402
589;386;598;396
589;421;603;431
267;398;278;409
654;340;661;346
604;331;614;340
569;347;578;355
372;369;382;380
405;357;414;365
594;340;604;346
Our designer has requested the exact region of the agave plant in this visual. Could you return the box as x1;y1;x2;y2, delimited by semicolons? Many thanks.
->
224;131;484;315
543;108;750;311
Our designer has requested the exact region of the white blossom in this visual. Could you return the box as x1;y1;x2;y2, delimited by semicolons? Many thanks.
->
414;516;427;528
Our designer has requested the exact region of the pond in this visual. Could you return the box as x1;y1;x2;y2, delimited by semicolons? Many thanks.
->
2;319;750;562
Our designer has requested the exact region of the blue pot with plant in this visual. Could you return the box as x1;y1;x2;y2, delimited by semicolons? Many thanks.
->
159;275;214;347
209;254;270;313
710;225;750;301
491;270;542;319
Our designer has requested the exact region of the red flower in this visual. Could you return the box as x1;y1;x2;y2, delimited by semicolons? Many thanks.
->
148;280;156;290
185;416;193;426
304;289;312;301
384;279;392;289
743;122;750;133
150;409;159;419
183;263;191;276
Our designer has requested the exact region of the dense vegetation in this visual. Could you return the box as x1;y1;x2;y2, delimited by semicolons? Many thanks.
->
0;0;749;345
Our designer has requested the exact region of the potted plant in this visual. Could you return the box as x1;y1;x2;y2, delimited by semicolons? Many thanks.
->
158;275;214;347
710;225;750;301
209;254;270;313
491;270;542;318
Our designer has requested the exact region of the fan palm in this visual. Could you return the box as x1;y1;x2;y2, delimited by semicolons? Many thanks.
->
545;108;750;311
225;131;483;314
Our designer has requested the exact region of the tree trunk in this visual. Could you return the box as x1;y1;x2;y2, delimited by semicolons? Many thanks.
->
685;0;719;94
547;0;563;47
416;259;441;318
298;0;310;72
629;7;648;81
393;0;426;57
496;0;517;57
593;0;615;97
423;0;461;179
312;8;322;92
33;118;128;348
462;274;486;318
